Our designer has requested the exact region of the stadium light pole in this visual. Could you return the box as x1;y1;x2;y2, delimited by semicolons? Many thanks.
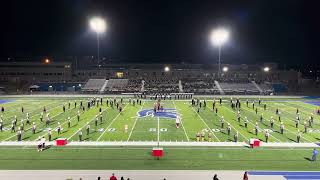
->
210;28;229;79
90;17;106;68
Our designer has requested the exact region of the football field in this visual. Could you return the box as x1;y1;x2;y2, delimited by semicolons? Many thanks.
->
0;95;320;171
0;96;320;143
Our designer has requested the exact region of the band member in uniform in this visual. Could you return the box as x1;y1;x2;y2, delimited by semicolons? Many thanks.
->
78;129;82;141
57;122;61;134
260;114;263;123
264;104;266;110
196;132;201;142
77;111;80;122
0;117;3;131
297;129;301;143
11;120;15;132
32;122;36;134
20;119;24;130
244;117;248;128
17;128;22;141
270;116;274;129
220;116;224;128
40;112;43;122
237;112;241;123
304;121;308;133
99;112;103;124
68;117;71;128
208;132;212;142
46;113;50;127
255;122;259;136
95;115;98;128
63;105;66;113
175;116;181;128
86;123;90;136
48;128;52;141
234;131;239;142
227;123;231;136
265;129;270;143
280;122;285;134
295;116;300;128
201;131;205;141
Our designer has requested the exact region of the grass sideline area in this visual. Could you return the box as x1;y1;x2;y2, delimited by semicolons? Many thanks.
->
0;146;319;170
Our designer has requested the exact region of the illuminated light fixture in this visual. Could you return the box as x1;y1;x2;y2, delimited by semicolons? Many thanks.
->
164;66;170;72
222;66;229;72
264;67;270;72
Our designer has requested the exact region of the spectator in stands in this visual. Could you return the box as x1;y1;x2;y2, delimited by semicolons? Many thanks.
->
213;174;219;180
110;173;117;180
121;177;124;180
243;171;248;180
98;177;101;180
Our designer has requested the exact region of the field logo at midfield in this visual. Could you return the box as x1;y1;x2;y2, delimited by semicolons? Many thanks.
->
138;108;178;119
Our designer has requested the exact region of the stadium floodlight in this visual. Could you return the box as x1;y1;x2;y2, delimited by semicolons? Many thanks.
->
89;16;106;68
222;66;229;72
264;67;270;72
164;66;170;72
210;28;230;79
44;58;50;64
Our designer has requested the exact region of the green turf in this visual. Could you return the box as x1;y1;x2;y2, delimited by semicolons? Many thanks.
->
0;97;320;142
0;96;319;170
0;146;318;170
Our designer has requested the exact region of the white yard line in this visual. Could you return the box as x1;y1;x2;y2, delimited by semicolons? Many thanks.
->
157;117;160;144
127;102;145;141
96;104;129;141
173;100;189;142
190;107;221;142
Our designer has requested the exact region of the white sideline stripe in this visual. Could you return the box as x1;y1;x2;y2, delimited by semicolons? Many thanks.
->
97;104;129;141
0;141;318;148
2;103;70;142
266;103;313;143
207;106;249;142
127;102;145;141
191;106;220;142
238;106;282;142
173;100;189;142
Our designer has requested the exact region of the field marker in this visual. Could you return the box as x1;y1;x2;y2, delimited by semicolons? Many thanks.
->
190;106;220;142
97;104;129;141
173;100;189;142
127;102;145;141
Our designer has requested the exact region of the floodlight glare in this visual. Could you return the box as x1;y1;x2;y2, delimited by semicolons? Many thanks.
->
210;28;229;46
90;17;106;33
222;66;229;72
264;67;270;72
164;66;170;72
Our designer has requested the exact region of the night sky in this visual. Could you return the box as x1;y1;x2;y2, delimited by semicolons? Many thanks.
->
1;0;320;65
